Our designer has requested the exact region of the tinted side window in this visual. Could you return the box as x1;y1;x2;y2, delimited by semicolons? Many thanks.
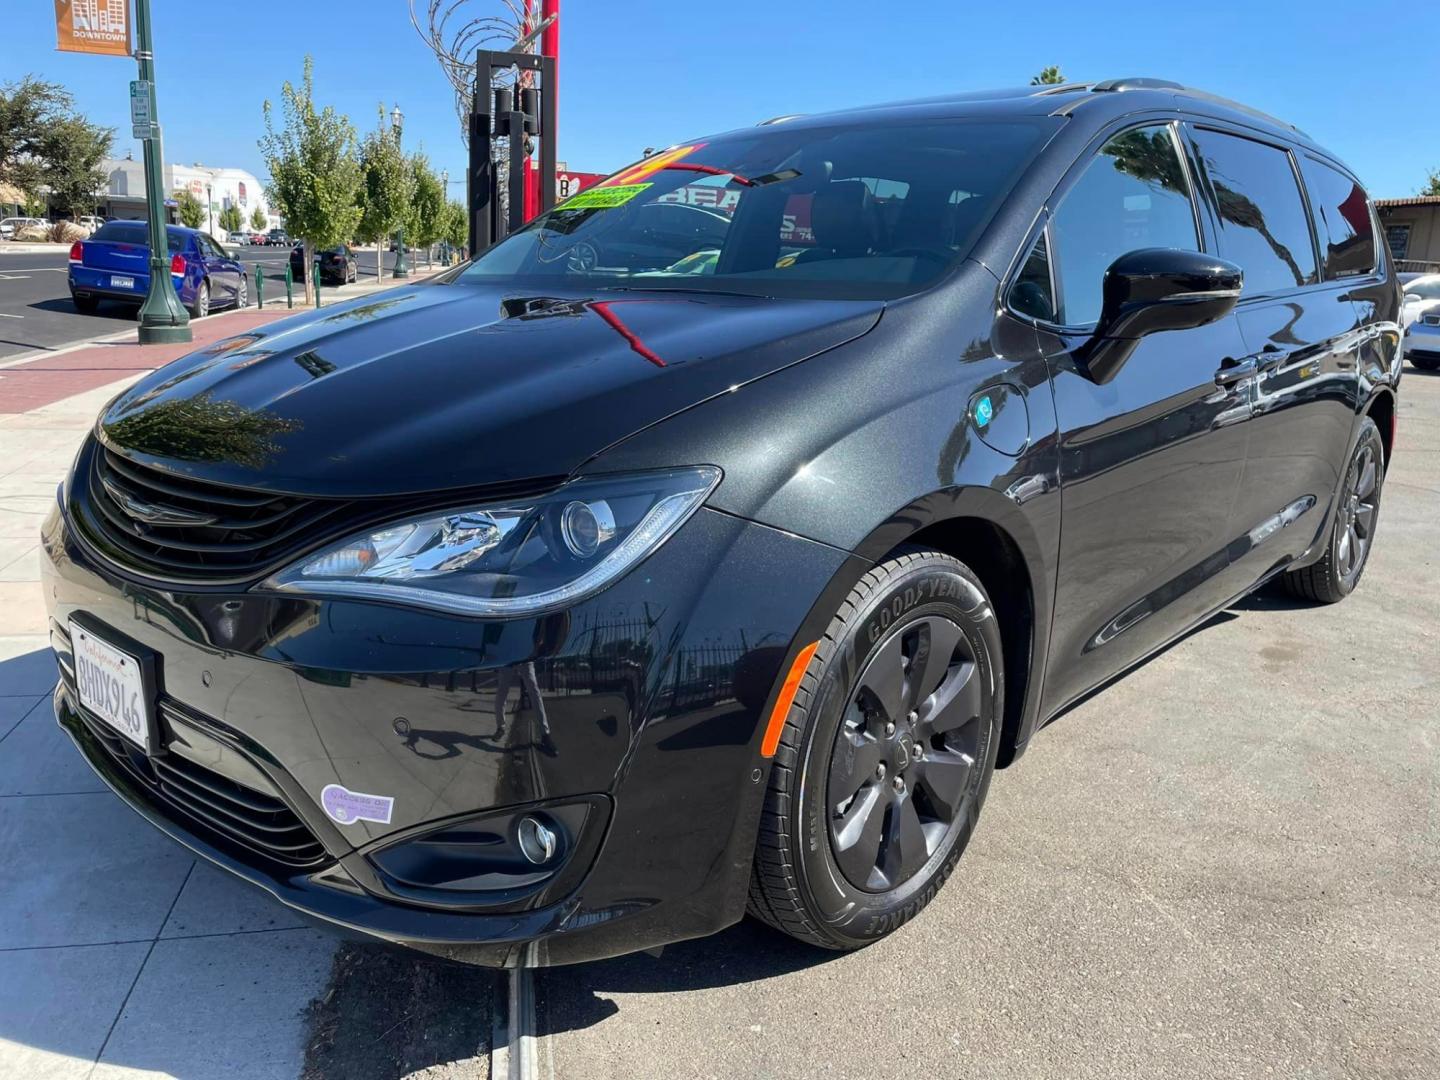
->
1044;125;1200;326
1299;157;1376;279
1189;128;1317;294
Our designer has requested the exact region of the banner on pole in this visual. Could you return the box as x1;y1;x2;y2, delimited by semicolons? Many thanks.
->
54;0;132;58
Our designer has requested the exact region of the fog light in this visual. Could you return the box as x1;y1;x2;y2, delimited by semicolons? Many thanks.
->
517;815;558;864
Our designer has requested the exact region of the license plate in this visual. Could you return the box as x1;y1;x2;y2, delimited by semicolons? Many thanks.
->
110;274;135;289
70;619;152;752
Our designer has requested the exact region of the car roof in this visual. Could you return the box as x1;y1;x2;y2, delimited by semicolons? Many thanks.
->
744;77;1347;173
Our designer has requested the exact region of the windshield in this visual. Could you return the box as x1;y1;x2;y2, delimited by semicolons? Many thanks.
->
461;118;1055;300
1407;276;1440;301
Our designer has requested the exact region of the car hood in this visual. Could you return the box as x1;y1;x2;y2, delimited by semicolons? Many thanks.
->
97;282;883;496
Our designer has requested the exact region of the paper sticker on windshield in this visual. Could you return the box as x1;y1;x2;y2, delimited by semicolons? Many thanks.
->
560;183;651;211
321;784;394;826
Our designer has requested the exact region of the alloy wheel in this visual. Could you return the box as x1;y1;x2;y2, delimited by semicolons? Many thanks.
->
826;615;984;892
1336;440;1380;583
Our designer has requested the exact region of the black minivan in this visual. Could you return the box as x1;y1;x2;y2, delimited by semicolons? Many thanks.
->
42;78;1400;966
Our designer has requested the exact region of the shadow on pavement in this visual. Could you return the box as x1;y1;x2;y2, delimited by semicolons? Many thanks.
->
0;647;59;699
302;943;494;1080
536;917;833;1036
27;297;137;318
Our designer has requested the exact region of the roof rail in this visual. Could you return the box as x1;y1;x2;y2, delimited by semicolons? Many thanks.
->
757;114;805;126
1061;78;1310;139
1091;77;1185;93
1031;83;1090;97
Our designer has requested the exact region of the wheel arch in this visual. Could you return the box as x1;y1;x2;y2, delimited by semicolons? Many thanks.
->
847;486;1054;768
1365;387;1396;466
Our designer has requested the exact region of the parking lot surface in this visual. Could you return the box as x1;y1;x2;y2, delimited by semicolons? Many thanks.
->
0;350;1435;1078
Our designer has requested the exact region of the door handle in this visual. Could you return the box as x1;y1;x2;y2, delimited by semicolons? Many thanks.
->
1214;356;1258;386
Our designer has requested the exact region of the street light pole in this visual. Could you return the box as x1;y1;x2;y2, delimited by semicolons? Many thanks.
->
133;0;190;344
391;103;408;279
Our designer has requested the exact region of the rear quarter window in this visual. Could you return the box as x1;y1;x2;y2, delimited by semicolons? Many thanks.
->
1299;156;1376;279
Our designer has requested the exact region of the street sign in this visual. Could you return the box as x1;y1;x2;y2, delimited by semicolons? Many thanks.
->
54;0;132;58
129;80;154;140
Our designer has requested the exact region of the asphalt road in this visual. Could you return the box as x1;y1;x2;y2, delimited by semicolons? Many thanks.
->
526;370;1440;1078
0;244;438;361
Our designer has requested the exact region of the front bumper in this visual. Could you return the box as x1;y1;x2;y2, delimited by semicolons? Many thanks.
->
40;494;849;966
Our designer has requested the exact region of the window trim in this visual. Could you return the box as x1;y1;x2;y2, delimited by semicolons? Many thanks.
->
1003;118;1203;334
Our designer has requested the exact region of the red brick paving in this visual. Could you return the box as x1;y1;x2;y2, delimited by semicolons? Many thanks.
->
0;308;296;413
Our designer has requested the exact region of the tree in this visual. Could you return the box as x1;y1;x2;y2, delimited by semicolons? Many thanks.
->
173;188;205;228
441;200;468;260
408;151;444;266
250;205;268;231
1030;66;1065;85
218;204;243;233
259;57;362;304
1;76;112;216
1422;169;1440;197
355;107;411;281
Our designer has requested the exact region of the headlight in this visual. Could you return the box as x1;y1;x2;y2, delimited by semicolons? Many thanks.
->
259;466;720;617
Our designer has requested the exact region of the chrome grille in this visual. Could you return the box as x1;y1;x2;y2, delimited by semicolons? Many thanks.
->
75;440;347;582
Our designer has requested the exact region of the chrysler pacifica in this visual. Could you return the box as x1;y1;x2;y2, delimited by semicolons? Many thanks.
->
42;78;1400;966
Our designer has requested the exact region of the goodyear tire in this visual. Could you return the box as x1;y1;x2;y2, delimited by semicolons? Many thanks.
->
748;548;1003;950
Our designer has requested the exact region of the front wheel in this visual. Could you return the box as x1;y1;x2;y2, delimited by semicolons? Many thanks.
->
236;274;248;309
1279;416;1385;603
748;548;1003;950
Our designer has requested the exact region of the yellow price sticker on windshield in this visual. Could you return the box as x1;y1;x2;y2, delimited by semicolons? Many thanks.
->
560;183;651;210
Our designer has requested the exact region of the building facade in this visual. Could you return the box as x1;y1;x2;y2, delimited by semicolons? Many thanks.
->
1377;196;1440;274
98;156;276;234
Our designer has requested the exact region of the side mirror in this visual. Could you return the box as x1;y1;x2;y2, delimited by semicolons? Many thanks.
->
1078;248;1243;384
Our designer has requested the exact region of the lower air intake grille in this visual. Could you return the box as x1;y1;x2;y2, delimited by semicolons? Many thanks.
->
62;669;329;870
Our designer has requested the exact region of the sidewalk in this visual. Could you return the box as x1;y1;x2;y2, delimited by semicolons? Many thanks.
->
0;276;491;1079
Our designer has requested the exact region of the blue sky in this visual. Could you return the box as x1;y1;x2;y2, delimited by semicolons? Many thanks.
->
3;1;1436;199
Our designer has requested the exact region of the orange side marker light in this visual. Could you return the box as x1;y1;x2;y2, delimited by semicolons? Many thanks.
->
760;640;819;758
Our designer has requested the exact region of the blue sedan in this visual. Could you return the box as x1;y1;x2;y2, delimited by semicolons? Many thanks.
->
68;221;248;318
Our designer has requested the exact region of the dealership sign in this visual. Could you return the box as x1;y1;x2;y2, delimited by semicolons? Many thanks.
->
54;0;132;58
557;172;605;200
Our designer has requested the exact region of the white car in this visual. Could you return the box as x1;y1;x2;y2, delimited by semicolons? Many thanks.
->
74;215;106;233
1401;273;1440;328
0;216;46;239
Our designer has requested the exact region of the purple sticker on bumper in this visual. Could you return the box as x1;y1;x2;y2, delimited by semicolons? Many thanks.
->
320;784;394;825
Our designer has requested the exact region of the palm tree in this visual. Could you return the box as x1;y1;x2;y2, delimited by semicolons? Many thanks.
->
1030;66;1066;86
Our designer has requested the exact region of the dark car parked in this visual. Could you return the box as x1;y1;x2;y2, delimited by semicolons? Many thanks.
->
42;78;1400;968
291;242;359;285
68;221;248;318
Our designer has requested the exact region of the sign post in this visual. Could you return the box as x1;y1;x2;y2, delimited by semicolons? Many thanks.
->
131;0;190;344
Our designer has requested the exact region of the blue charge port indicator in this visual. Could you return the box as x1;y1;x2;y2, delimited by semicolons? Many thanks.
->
974;394;994;428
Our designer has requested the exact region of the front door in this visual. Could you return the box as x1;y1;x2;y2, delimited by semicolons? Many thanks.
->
1012;122;1257;714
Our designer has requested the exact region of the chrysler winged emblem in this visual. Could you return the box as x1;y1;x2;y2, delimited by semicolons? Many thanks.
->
102;477;218;527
